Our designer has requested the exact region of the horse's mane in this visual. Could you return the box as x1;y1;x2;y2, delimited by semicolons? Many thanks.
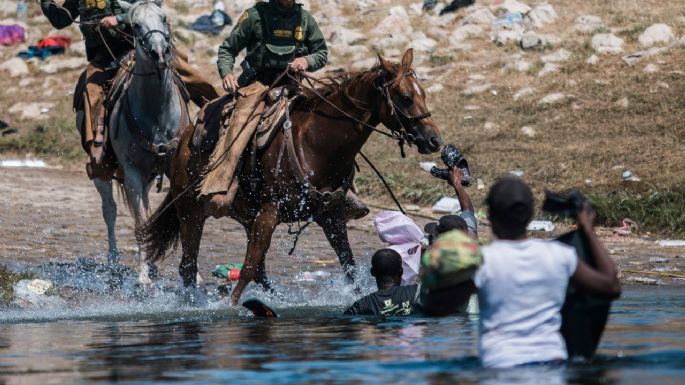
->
295;61;402;111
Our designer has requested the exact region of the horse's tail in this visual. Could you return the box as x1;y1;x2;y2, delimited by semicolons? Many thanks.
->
136;192;180;263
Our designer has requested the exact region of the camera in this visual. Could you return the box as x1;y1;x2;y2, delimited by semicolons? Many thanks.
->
542;189;589;219
430;145;472;186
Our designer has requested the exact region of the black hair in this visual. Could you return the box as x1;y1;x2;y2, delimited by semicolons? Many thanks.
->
438;215;468;233
370;249;403;278
486;178;534;239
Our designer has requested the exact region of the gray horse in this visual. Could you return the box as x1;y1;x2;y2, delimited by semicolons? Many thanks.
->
91;0;189;285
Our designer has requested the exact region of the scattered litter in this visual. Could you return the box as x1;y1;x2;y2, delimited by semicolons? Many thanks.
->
405;204;421;212
188;10;232;35
657;240;685;247
40;107;50;114
477;178;485;190
527;220;555;232
420;161;437;173
649;257;670;264
463;115;474;120
0;159;48;168
432;196;462;213
0;24;25;46
613;218;637;236
585;178;593;186
18;36;71;60
509;169;524;177
0;120;17;136
626;276;661;285
211;263;242;281
622;170;641;182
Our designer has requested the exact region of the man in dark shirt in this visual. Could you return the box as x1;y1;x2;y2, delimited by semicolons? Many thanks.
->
344;249;420;316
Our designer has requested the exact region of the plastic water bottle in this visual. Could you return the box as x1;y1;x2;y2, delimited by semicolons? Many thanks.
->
16;0;28;22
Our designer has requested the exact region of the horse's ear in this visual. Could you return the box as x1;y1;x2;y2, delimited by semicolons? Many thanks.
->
401;48;414;69
152;0;164;6
118;0;133;11
377;52;394;75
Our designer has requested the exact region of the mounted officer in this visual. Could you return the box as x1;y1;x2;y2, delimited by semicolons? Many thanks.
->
40;0;218;179
206;0;368;220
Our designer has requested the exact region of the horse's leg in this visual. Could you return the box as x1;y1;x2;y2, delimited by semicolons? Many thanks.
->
178;204;205;288
231;203;279;305
317;210;356;284
123;168;157;285
93;178;119;265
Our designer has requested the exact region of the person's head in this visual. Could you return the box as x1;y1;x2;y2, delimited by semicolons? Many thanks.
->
424;215;468;245
370;249;403;289
486;177;534;240
273;0;296;10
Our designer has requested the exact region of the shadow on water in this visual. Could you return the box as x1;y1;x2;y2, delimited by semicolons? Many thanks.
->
1;271;684;385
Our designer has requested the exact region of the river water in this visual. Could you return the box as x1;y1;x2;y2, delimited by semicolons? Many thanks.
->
1;282;684;385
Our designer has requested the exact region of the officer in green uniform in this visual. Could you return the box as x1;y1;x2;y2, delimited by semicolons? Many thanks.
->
40;0;218;179
208;0;368;220
216;0;328;92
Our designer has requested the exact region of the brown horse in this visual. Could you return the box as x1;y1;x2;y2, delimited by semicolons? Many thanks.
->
138;49;442;304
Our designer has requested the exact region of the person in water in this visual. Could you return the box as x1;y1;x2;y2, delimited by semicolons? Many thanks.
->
424;167;478;242
475;177;621;368
344;249;420;316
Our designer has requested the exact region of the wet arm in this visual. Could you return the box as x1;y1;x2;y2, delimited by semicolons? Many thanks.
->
570;206;621;298
41;0;79;29
343;301;362;315
217;13;253;79
303;14;328;72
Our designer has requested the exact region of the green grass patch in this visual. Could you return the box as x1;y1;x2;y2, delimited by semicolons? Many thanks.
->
0;117;82;161
589;189;685;235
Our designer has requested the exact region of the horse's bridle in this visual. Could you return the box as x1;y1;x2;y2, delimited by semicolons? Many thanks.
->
376;70;433;147
135;27;171;60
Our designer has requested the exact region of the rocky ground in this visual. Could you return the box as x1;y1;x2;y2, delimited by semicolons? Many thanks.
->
1;1;685;304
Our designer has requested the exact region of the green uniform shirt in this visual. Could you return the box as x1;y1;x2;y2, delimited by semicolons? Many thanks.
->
40;0;132;62
217;1;328;79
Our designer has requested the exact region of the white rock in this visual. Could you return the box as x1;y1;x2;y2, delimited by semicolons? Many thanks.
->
449;25;483;45
18;78;33;87
8;102;55;120
461;6;496;26
542;49;571;63
411;32;438;52
527;3;558;29
505;59;531;72
0;1;15;17
495;0;531;14
463;83;492;96
521;126;536;137
538;92;567;105
586;54;599;65
13;279;66;309
0;57;28;78
491;27;524;45
591;33;624;54
329;28;364;45
538;62;559;76
484;121;499;130
388;5;409;19
573;15;604;33
41;57;84;74
351;57;377;71
643;63;659;73
373;34;411;50
372;9;413;36
638;23;675;48
616;97;629;108
68;40;86;57
539;33;562;47
520;31;543;50
426;84;444;93
513;87;535;101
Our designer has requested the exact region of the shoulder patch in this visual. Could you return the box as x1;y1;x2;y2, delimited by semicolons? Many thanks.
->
238;10;249;25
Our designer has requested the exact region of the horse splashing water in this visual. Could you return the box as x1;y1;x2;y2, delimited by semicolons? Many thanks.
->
139;49;441;303
92;0;190;285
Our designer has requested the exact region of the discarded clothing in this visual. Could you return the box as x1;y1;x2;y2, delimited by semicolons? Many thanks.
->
17;36;71;59
422;0;474;15
188;10;232;35
0;25;25;46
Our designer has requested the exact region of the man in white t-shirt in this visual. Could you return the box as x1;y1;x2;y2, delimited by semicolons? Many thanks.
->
475;178;621;368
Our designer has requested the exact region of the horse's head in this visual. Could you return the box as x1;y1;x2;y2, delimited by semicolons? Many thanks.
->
120;0;172;70
375;49;442;154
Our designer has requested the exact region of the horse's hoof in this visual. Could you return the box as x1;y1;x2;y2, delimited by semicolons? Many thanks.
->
180;286;208;307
